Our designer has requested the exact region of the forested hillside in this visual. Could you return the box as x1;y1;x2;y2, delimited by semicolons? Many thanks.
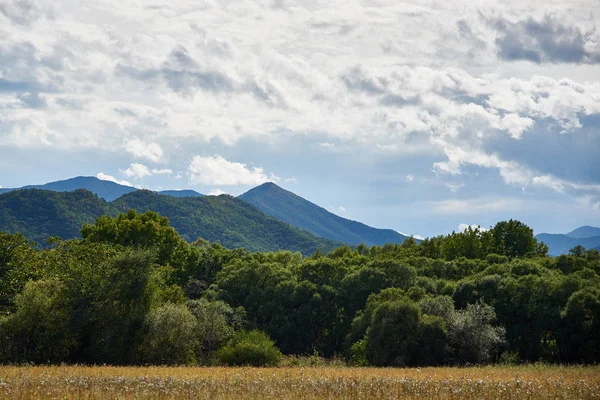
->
239;183;412;245
1;214;599;367
0;189;114;244
0;189;339;254
112;190;340;254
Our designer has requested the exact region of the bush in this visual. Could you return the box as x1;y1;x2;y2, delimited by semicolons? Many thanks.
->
215;330;282;366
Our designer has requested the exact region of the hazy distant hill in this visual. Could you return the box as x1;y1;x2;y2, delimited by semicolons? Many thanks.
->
0;176;137;201
0;188;340;254
157;189;203;198
0;177;204;201
0;189;114;244
535;229;600;256
566;226;600;239
239;182;412;246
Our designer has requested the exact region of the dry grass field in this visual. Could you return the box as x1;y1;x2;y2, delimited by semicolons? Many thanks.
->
0;365;598;399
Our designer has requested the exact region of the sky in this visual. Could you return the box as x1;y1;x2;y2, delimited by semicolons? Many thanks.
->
1;0;599;238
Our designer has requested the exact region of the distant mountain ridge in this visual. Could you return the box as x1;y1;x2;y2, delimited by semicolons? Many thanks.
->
239;182;413;246
536;226;600;256
566;226;600;239
0;177;203;201
0;188;340;254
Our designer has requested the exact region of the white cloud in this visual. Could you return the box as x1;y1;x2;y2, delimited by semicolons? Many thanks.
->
406;174;414;181
96;172;133;187
122;163;172;180
285;177;298;184
208;188;227;196
122;163;151;180
338;206;347;212
151;168;173;175
431;197;526;215
458;223;489;232
188;155;279;186
124;138;165;163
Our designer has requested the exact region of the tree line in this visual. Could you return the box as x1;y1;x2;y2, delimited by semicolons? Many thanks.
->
1;210;599;366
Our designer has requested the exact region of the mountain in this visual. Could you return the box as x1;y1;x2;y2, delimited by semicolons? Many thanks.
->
0;189;114;245
0;176;204;201
157;190;203;198
0;188;340;254
239;182;412;246
566;226;600;239
0;176;137;201
535;233;600;256
112;190;340;254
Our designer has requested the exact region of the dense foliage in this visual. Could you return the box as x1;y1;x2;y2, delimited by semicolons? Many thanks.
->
0;188;340;255
1;211;599;366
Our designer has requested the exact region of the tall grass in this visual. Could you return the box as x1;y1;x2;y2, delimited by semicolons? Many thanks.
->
0;365;598;399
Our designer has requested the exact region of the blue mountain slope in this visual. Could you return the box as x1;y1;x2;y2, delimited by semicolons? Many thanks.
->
1;177;204;201
535;233;600;256
239;182;413;246
566;226;600;239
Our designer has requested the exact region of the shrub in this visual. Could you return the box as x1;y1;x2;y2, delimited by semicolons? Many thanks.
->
215;330;282;367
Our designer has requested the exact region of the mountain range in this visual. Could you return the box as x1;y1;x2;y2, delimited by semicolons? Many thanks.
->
1;176;598;256
0;176;413;247
535;225;600;256
0;176;203;201
0;188;341;254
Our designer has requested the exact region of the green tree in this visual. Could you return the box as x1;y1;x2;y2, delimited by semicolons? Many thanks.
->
141;303;198;365
490;219;547;259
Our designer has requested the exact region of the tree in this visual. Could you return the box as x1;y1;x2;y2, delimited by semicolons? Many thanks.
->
490;219;547;259
560;288;600;363
188;298;245;360
2;279;75;363
141;303;198;365
81;210;187;266
447;301;505;364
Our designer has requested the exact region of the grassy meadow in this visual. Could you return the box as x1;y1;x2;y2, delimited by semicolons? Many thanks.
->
0;365;598;399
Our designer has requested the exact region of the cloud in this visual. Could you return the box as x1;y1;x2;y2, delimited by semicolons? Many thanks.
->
122;163;173;180
492;15;600;64
122;163;151;180
431;197;526;215
124;138;165;163
398;231;425;240
285;177;298;184
338;206;347;212
406;174;414;181
458;223;489;232
188;155;279;186
152;168;172;175
96;172;133;187
208;188;227;196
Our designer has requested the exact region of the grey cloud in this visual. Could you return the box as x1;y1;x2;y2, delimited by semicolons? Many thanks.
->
341;66;388;94
17;92;46;108
492;15;600;64
0;0;50;25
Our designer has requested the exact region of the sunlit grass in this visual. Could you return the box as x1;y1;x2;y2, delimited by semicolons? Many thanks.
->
0;365;598;399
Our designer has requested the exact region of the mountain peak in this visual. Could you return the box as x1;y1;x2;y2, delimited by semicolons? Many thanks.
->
239;183;412;246
566;226;600;239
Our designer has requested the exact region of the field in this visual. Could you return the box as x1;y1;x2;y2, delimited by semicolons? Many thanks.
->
0;365;599;399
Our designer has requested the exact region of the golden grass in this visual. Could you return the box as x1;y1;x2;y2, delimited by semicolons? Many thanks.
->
0;365;599;399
